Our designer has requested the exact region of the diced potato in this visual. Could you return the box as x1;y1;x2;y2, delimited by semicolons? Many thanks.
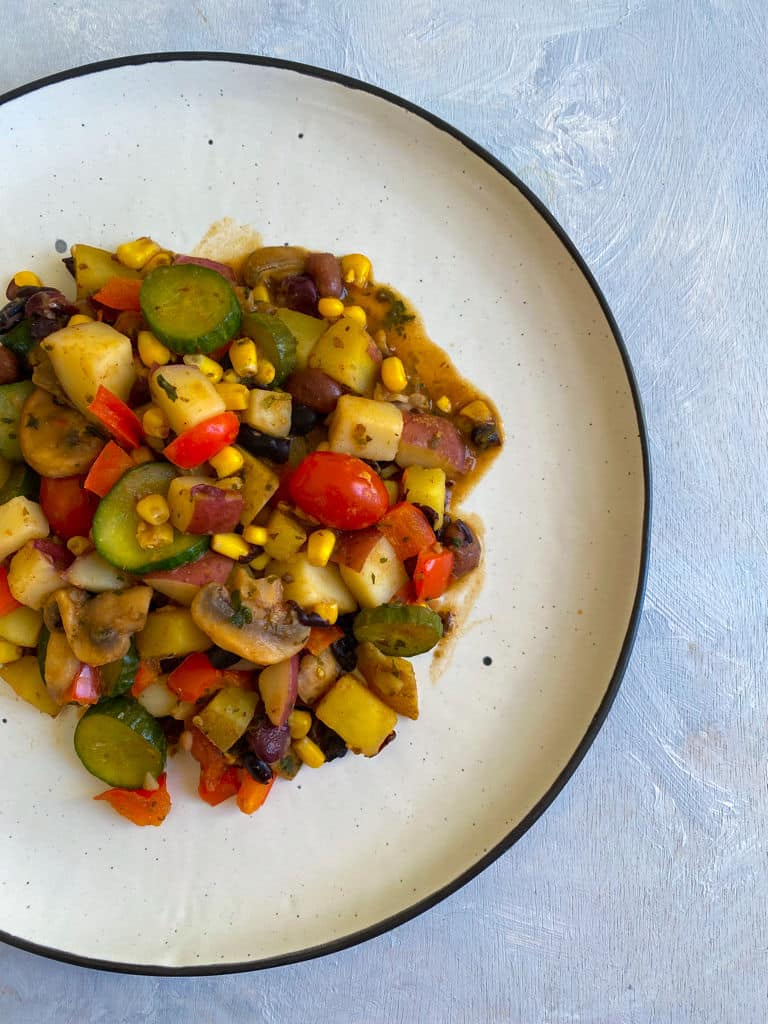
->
328;395;403;462
42;321;136;414
65;551;131;592
267;553;357;614
308;319;381;395
245;389;292;438
0;497;49;562
263;510;307;561
356;642;419;720
194;687;260;751
0;656;60;716
297;647;340;705
149;364;226;434
0;606;43;647
136;607;211;659
316;673;397;756
7;542;64;610
167;476;243;534
137;679;180;718
237;448;280;526
275;309;329;369
71;243;141;300
401;465;447;531
396;412;469;476
44;631;81;699
338;535;407;609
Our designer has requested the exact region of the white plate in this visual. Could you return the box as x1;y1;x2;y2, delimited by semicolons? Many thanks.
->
0;54;649;974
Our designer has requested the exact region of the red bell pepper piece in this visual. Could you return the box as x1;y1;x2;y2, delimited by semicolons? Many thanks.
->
167;652;222;703
305;625;344;656
63;663;101;705
39;475;100;539
95;773;171;826
236;771;275;815
163;412;239;469
392;580;418;605
190;726;237;804
219;668;256;689
131;658;160;697
198;766;241;806
87;386;143;450
84;441;135;497
377;502;436;561
412;545;454;601
92;277;143;312
0;566;21;617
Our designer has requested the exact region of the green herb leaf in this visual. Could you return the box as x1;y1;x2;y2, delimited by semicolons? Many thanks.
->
156;374;178;402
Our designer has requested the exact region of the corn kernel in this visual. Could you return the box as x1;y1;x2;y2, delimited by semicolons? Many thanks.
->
214;381;249;411
251;283;270;303
436;395;452;414
142;405;170;440
340;253;371;288
383;479;399;506
136;521;174;550
315;441;331;452
184;353;223;383
255;360;276;386
317;297;344;319
211;533;251;560
249;552;270;571
243;525;269;546
142;250;173;272
68;313;94;327
341;304;367;327
288;710;312;740
293;736;326;768
208;445;244;478
306;529;336;568
313;601;338;626
138;330;171;368
222;369;241;384
116;236;161;270
216;475;243;492
66;536;92;556
381;356;407;394
0;639;23;665
136;493;170;525
130;446;155;465
229;339;258;377
12;270;42;289
460;399;493;423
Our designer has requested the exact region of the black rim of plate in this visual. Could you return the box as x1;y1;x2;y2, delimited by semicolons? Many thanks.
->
0;51;652;977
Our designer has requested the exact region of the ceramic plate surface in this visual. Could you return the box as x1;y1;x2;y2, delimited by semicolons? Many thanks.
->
0;54;649;974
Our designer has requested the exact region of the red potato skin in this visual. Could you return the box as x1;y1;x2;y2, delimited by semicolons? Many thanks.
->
331;528;382;573
32;538;74;571
186;485;244;534
144;551;234;587
396;411;470;476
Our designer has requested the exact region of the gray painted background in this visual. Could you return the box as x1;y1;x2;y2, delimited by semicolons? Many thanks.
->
1;2;763;1021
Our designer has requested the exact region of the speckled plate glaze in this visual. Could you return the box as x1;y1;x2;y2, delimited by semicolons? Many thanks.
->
0;54;649;974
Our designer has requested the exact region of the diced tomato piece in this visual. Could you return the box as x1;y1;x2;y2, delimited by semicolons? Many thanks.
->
92;277;143;312
87;386;143;449
377;502;436;561
289;452;389;530
84;441;135;497
167;652;222;703
95;773;171;826
39;475;100;539
305;625;344;656
0;566;21;617
412;546;454;601
63;663;101;705
131;658;160;697
236;771;275;815
163;412;239;469
198;765;240;806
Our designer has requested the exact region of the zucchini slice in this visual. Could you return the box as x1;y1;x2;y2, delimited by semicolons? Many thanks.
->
353;604;443;657
140;264;241;355
241;312;297;385
74;696;167;788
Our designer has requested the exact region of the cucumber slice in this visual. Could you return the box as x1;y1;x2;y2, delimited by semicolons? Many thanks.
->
241;312;297;385
140;264;242;355
353;604;443;657
74;696;167;788
37;625;50;680
0;380;35;461
93;462;209;574
0;463;39;503
274;308;328;369
100;638;140;698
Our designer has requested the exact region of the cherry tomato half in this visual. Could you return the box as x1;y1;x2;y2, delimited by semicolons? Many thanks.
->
289;452;389;530
39;475;100;540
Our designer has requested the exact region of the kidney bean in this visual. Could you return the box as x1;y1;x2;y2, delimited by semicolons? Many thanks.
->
441;518;482;580
284;368;343;414
272;274;319;317
306;253;343;298
0;345;20;384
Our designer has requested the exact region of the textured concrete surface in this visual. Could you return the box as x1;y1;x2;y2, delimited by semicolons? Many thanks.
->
1;2;765;1021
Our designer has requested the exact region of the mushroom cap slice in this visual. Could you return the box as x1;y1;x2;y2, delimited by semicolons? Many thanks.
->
53;585;153;667
191;578;310;666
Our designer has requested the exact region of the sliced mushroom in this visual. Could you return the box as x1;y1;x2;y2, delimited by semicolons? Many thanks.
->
191;570;310;666
53;585;153;666
20;387;104;478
